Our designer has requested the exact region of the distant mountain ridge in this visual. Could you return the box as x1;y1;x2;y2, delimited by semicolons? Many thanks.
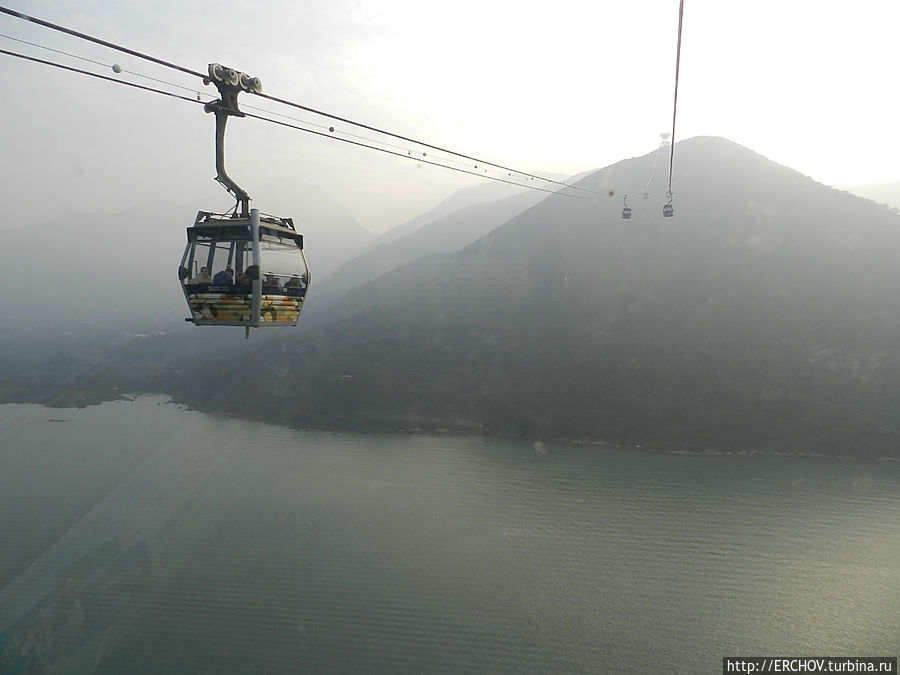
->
374;181;529;246
14;137;900;457
303;172;584;322
305;186;551;322
842;181;900;211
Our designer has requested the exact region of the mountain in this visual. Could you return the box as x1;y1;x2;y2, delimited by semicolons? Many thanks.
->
15;138;900;457
843;182;900;211
374;180;529;246
304;186;552;322
153;136;900;457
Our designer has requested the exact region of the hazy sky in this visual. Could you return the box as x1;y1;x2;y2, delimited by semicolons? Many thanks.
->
1;0;898;233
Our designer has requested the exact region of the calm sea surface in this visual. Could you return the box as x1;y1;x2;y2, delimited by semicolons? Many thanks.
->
0;397;898;673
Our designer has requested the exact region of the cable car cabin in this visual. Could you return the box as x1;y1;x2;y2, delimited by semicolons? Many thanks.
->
663;191;674;218
178;208;309;335
621;195;632;220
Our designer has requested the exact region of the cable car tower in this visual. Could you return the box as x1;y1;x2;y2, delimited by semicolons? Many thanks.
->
178;64;310;338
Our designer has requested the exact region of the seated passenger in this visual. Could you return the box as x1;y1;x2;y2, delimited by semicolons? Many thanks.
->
213;267;234;286
188;266;212;284
235;270;252;287
264;274;281;287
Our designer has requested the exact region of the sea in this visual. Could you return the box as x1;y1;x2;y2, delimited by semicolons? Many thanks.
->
0;397;897;673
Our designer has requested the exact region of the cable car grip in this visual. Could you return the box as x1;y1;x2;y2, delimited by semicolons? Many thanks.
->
202;63;262;217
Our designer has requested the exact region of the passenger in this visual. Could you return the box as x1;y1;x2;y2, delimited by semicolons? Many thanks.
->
264;274;281;287
188;266;212;284
235;270;252;287
213;266;234;286
285;275;302;288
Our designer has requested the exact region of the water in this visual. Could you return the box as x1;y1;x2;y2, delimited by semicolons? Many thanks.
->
1;398;898;673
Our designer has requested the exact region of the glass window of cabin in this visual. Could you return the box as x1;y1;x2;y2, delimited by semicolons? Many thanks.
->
185;240;222;282
259;233;306;286
185;240;253;282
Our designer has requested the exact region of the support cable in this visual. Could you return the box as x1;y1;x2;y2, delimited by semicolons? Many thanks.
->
666;0;685;196
240;109;589;198
0;4;604;197
0;31;479;168
0;47;589;200
0;31;203;97
254;90;599;195
0;6;205;79
0;47;203;104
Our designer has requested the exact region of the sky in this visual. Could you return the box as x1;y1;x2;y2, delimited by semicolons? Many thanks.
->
1;0;899;234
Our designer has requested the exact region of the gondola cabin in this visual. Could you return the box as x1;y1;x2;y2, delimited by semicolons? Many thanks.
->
663;191;674;217
178;208;309;335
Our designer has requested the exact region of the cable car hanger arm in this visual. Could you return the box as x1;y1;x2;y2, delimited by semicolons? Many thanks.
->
202;63;262;217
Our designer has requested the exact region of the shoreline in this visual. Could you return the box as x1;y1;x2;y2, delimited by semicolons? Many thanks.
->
5;391;897;462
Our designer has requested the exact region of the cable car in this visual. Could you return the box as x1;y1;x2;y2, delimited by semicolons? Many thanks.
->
178;63;310;337
663;191;674;218
179;209;309;335
621;195;632;220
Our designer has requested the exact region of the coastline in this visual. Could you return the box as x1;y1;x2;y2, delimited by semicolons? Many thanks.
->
4;390;898;462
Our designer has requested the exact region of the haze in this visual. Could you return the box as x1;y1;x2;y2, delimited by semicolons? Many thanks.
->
1;0;898;235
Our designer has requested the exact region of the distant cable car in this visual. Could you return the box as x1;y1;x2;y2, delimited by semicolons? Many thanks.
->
663;191;674;218
621;195;632;220
178;63;310;337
